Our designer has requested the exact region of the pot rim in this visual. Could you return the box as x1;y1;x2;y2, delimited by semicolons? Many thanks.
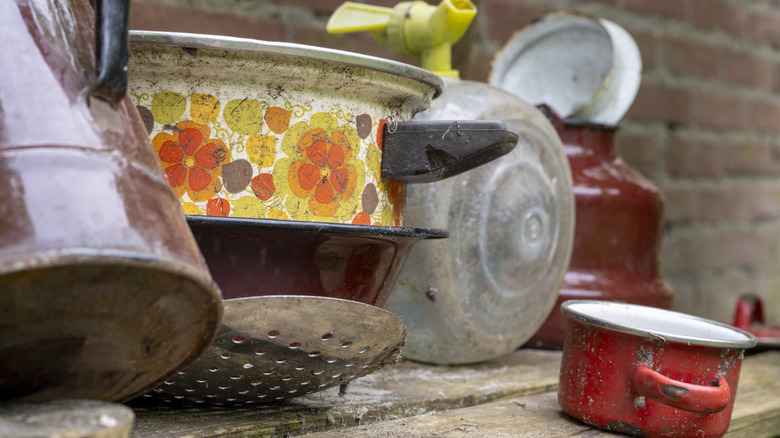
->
128;31;443;98
561;300;757;349
186;215;449;239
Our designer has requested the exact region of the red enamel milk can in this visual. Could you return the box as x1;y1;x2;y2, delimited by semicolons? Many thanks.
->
527;117;674;349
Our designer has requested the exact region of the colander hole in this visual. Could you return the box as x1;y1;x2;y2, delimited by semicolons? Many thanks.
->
321;333;333;341
239;390;249;395
295;365;306;371
288;390;298;394
230;375;241;380
174;395;184;399
345;363;354;367
142;394;152;398
251;380;261;386
185;388;195;393
263;370;274;376
164;381;174;385
218;385;229;390
313;370;324;375
319;383;328;387
308;351;321;357
358;347;370;354
282;377;292;382
178;371;187;375
332;373;342;378
361;364;370;369
301;381;311;385
276;358;287;364
289;342;301;349
258;395;267;399
220;353;232;359
268;330;280;338
152;389;163;393
326;358;337;364
256;349;267;356
341;341;352;348
208;367;220;373
275;396;284;400
206;394;217;398
243;363;254;369
348;374;357;379
196;379;208;383
227;398;237;402
194;400;205;404
232;336;245;344
270;386;280;391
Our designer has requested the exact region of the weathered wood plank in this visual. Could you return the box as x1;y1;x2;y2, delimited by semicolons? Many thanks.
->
296;351;780;438
129;349;562;437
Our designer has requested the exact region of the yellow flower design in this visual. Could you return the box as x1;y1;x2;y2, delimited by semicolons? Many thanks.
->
274;112;365;221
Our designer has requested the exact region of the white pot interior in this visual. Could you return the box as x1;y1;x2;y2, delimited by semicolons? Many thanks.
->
562;300;756;349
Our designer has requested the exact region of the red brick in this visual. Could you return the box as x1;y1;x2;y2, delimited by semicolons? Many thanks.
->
665;136;722;177
691;0;746;38
724;139;780;176
129;2;286;41
754;12;780;48
662;36;720;79
662;228;776;271
615;129;660;176
482;0;552;45
622;0;687;21
725;50;772;89
661;184;698;223
697;92;749;130
262;0;354;12
461;47;493;82
749;99;780;133
627;82;690;124
624;25;655;69
698;184;780;222
293;25;418;66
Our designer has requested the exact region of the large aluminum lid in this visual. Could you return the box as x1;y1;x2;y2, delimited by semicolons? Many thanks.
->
129;31;443;97
489;12;613;119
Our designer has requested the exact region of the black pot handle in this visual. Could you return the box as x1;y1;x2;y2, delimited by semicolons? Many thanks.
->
92;0;130;105
381;120;519;183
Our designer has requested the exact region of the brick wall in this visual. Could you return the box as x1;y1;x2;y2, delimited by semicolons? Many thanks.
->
130;0;780;324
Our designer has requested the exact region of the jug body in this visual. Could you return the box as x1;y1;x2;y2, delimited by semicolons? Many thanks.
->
526;120;673;349
0;0;222;402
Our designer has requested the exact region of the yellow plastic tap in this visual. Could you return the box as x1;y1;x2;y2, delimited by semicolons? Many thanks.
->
326;0;476;78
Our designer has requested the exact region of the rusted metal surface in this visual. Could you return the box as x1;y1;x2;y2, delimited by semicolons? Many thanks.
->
0;0;222;402
558;301;756;438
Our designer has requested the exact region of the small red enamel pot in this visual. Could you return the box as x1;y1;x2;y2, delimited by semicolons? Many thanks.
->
558;301;757;438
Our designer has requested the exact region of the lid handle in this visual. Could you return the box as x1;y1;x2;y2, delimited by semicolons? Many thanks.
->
380;120;518;183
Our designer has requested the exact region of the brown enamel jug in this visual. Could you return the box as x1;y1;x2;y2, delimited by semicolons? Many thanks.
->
0;0;222;402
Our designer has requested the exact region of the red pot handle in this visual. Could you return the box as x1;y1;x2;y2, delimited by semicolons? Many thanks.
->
631;365;730;414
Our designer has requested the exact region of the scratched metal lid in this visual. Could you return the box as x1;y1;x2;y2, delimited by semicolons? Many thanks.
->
489;11;613;119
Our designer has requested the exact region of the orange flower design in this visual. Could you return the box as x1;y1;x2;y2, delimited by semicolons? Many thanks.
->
276;113;364;220
153;121;229;202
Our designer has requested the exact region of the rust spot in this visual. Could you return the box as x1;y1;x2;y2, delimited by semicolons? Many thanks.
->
661;384;689;400
607;421;646;437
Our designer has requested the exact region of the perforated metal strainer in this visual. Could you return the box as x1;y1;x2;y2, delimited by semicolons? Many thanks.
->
139;295;406;405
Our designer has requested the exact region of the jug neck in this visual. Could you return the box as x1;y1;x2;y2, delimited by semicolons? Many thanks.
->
559;120;618;160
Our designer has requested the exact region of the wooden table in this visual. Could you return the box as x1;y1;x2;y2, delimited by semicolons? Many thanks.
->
129;350;780;437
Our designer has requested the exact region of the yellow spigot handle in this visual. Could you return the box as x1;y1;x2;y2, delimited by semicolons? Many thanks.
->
327;0;477;78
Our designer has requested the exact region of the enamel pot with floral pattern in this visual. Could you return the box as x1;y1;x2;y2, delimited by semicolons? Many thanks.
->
128;32;518;227
0;0;222;402
559;301;757;438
